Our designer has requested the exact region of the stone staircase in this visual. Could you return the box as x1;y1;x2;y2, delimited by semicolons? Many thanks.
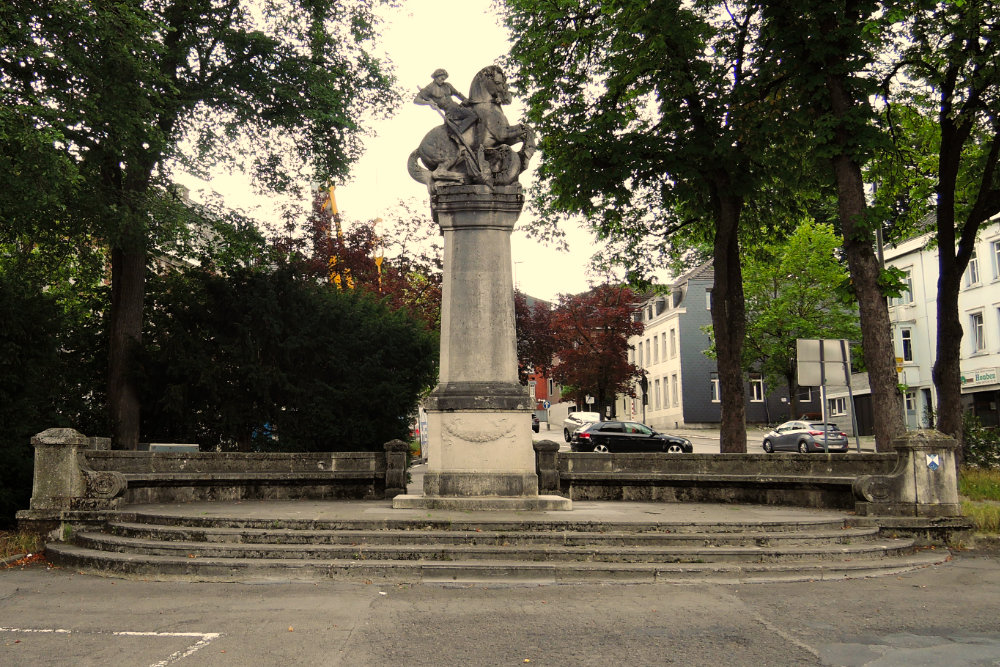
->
45;511;949;584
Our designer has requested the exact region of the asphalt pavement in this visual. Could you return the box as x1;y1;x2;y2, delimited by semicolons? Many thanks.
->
2;551;999;666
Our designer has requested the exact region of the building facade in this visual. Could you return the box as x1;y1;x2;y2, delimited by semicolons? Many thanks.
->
623;262;806;429
828;215;1000;434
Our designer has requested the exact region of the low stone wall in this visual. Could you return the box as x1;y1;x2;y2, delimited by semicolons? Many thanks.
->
555;452;896;509
537;430;965;517
17;428;409;528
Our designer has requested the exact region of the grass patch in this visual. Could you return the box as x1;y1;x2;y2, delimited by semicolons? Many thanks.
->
962;501;1000;533
0;530;42;560
959;468;1000;501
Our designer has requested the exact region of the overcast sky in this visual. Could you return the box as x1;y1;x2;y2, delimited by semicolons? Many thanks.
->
181;0;606;302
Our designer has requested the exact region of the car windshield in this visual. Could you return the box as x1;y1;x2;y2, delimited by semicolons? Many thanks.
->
571;412;601;422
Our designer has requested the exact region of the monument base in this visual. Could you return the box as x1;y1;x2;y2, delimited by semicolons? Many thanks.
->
392;494;572;511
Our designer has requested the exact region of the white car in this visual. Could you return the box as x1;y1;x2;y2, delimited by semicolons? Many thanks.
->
563;411;602;442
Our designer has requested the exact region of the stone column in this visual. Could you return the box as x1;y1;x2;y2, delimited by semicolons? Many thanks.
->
393;185;570;510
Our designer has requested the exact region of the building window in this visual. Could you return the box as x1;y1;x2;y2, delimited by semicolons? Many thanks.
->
662;376;669;407
710;373;720;402
637;345;643;368
889;269;913;306
971;311;986;352
967;248;981;287
797;387;812;403
653;334;659;363
548;379;554;396
992;240;1000;279
671;374;679;406
904;391;917;412
750;374;764;402
645;339;650;363
662;334;667;361
829;397;847;416
669;329;677;358
900;327;913;362
654;379;661;410
706;290;712;310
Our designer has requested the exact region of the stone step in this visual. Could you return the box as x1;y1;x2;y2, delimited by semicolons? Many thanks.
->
45;542;949;585
72;531;915;564
106;521;884;548
121;512;850;535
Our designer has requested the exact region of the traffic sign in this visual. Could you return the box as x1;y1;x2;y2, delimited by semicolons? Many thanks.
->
542;400;550;409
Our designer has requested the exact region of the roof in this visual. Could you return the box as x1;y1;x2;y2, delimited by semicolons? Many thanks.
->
672;260;714;288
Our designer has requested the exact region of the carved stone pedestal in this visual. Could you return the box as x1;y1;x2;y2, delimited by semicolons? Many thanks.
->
392;185;570;511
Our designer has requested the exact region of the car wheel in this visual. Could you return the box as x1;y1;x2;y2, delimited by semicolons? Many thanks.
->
665;443;684;453
564;429;572;442
593;443;610;453
762;439;774;454
798;441;809;454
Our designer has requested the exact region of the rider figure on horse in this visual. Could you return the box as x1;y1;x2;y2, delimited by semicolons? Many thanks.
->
414;69;478;137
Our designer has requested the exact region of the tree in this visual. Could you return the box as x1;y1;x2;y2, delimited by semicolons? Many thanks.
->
875;1;1000;448
514;291;556;383
139;266;438;452
547;286;644;417
758;1;906;450
501;0;815;451
1;0;397;448
295;197;444;330
742;220;861;419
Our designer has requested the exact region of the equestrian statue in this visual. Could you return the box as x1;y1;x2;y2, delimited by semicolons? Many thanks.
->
408;66;536;192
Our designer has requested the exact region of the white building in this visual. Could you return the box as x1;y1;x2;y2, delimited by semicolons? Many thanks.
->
829;215;1000;433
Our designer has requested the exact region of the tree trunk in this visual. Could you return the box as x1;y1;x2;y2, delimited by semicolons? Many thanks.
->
109;245;145;450
823;68;904;452
934;268;964;442
829;151;904;451
786;370;799;420
712;192;747;453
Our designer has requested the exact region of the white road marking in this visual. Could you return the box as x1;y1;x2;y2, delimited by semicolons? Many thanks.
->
0;627;222;666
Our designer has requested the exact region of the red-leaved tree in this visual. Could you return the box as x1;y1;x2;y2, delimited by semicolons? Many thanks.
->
514;291;557;384
549;285;644;416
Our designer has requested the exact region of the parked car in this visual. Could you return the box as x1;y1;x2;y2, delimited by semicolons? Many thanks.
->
762;421;849;453
563;411;602;442
531;413;540;433
571;421;693;454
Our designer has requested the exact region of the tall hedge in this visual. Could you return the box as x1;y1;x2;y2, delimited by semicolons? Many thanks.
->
139;267;438;451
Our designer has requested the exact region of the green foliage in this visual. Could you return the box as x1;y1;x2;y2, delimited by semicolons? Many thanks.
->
499;0;814;280
962;412;1000;469
139;267;438;452
0;277;63;527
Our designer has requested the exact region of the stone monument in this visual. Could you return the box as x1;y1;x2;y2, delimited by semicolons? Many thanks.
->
394;66;570;510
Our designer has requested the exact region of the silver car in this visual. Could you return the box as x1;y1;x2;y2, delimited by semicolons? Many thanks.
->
562;411;601;442
762;421;849;453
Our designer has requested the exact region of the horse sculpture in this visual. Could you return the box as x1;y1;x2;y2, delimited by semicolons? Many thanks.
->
408;65;536;192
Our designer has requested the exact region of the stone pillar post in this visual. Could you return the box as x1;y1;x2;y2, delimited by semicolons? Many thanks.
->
533;440;561;496
383;439;410;499
854;429;962;517
393;185;570;510
28;428;89;510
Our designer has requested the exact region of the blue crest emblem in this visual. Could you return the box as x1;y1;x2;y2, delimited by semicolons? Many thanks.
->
926;454;940;471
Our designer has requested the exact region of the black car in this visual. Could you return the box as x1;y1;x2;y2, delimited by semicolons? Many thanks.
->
531;413;540;433
571;420;693;453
